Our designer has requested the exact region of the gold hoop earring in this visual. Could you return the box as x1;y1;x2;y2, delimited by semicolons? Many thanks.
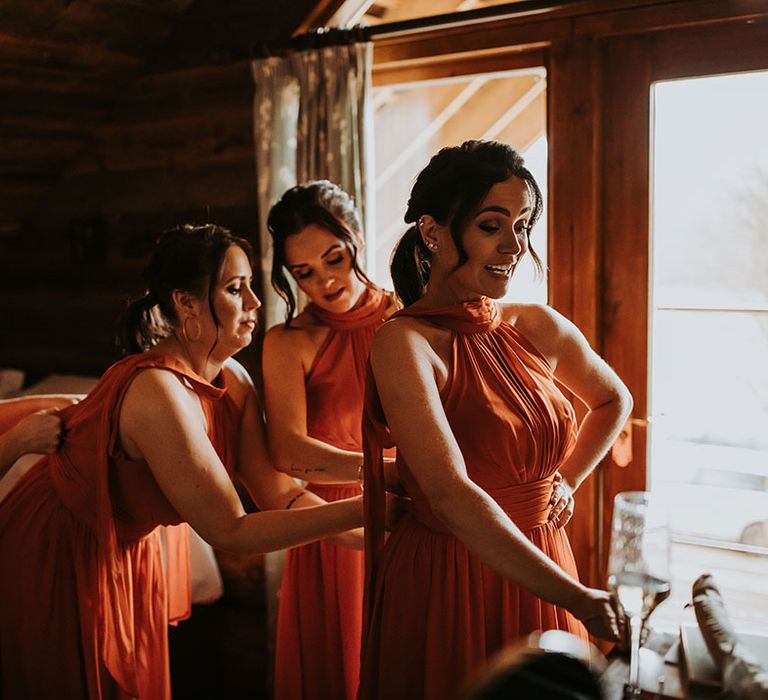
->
182;316;202;343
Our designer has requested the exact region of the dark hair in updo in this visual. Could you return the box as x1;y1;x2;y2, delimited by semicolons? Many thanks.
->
116;224;254;355
267;180;372;326
391;140;544;307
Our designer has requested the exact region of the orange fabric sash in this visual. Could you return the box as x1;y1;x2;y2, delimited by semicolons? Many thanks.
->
410;476;556;534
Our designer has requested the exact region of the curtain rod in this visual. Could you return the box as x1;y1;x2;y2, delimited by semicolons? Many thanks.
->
252;0;585;57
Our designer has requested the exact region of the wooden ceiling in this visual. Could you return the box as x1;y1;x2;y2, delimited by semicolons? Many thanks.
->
0;0;318;238
359;0;533;25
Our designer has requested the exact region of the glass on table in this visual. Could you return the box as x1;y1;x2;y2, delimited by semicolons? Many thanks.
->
607;492;671;699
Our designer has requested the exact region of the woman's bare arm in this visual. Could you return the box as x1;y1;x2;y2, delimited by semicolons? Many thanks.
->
0;395;81;479
230;364;364;549
511;305;633;528
515;305;633;492
119;368;362;555
262;326;363;483
0;395;80;435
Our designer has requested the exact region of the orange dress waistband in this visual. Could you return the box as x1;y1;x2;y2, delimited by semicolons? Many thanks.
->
411;474;556;534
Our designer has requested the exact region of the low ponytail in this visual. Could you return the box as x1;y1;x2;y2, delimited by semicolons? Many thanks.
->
116;291;165;355
391;225;432;307
115;224;252;356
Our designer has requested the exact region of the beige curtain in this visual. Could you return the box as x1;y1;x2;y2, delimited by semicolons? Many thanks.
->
252;42;373;330
251;43;373;675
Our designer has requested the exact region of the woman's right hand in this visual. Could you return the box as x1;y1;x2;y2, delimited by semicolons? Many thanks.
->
14;410;65;455
573;587;626;643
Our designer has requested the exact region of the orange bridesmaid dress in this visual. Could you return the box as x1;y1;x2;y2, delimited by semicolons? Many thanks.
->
274;288;392;700
0;353;240;699
360;297;588;700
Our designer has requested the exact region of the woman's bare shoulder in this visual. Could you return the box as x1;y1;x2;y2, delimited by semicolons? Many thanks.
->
376;312;450;343
500;302;565;335
500;302;584;367
372;314;452;375
221;359;256;407
263;312;326;356
119;367;202;436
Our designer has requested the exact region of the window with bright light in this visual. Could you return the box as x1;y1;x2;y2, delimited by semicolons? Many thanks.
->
649;71;768;634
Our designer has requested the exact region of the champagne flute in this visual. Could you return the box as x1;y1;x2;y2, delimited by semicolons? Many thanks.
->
607;491;671;699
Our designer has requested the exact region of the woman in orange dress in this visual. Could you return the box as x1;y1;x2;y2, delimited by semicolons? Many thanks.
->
262;181;396;700
0;224;365;699
360;141;633;699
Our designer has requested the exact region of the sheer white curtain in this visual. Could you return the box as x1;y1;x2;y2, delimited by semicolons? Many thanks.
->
252;42;373;330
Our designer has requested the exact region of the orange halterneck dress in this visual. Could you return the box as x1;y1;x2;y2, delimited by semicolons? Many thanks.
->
274;288;392;700
360;298;587;700
0;353;240;699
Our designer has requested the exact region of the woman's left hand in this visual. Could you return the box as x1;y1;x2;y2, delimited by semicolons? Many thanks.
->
548;474;575;528
385;491;412;531
383;456;407;495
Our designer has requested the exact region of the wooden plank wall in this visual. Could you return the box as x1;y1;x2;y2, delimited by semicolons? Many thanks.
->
0;0;326;382
0;60;260;381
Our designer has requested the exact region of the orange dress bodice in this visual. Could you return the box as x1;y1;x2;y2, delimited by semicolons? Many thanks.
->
0;352;240;699
304;287;392;455
274;287;391;700
360;298;587;700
